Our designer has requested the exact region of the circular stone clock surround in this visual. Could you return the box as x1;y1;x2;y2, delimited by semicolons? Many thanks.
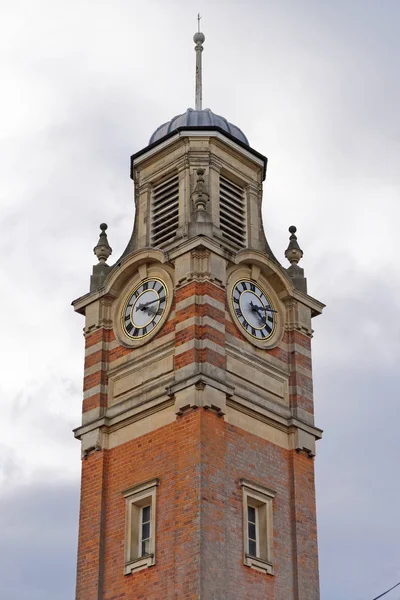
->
227;268;284;349
113;264;174;348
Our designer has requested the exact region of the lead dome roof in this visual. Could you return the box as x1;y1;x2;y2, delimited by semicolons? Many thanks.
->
149;108;249;146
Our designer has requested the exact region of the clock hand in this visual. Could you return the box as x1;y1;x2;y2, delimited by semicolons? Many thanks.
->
135;297;161;311
249;300;264;313
248;301;266;324
256;312;267;325
249;301;277;314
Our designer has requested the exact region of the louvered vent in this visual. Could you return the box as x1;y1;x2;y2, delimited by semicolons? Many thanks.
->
219;176;247;249
151;173;179;247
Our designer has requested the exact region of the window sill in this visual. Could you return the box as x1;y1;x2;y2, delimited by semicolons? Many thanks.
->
124;554;155;575
244;554;274;575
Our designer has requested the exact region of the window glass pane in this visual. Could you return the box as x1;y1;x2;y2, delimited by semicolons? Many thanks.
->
142;522;150;540
142;505;151;522
141;539;150;555
248;505;256;523
248;522;256;541
248;539;257;557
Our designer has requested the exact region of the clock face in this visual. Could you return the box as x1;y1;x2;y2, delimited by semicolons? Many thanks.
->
122;278;167;339
232;279;276;340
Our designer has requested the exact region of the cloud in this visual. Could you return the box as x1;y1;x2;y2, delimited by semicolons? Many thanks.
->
0;0;399;598
311;263;400;371
0;478;79;600
316;366;400;600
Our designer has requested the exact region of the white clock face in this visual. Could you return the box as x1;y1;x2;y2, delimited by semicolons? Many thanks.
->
232;279;276;340
122;278;167;339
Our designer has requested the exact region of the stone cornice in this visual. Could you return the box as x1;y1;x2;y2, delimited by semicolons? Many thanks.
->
279;288;325;318
74;396;175;441
226;397;322;440
131;129;267;179
74;379;322;445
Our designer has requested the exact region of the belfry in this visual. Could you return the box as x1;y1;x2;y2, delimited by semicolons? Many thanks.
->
73;24;324;600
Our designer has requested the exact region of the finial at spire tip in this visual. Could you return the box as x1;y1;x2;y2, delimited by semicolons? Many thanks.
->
193;15;205;45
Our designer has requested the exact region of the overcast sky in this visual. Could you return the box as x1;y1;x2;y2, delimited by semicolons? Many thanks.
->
1;1;399;599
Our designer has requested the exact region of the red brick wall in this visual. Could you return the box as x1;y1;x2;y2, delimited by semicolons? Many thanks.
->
75;450;108;600
76;409;319;600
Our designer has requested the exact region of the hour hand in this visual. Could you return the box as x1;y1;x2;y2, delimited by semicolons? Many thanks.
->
136;298;158;312
249;301;266;324
249;301;263;313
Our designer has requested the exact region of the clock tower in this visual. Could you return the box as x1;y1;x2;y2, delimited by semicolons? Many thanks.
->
73;27;324;600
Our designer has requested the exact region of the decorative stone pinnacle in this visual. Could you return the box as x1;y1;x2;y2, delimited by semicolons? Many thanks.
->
93;223;112;263
192;168;209;210
285;225;303;266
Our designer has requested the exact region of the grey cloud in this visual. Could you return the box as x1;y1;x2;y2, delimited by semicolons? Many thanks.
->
316;367;400;600
0;445;23;486
0;1;399;599
0;479;79;600
311;265;400;370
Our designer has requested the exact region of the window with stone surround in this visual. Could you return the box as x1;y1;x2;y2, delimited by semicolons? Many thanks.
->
241;479;275;575
123;479;159;574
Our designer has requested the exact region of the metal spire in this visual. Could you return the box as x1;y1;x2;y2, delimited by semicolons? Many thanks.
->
193;14;205;111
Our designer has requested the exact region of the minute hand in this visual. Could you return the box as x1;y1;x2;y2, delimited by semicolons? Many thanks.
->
136;297;162;311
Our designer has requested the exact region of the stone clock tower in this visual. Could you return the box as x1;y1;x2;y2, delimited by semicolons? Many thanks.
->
73;27;324;600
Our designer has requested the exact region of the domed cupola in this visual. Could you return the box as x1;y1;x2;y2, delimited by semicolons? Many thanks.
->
149;108;249;146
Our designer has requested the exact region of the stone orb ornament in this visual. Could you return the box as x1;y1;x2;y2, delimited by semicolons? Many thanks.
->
193;31;205;44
